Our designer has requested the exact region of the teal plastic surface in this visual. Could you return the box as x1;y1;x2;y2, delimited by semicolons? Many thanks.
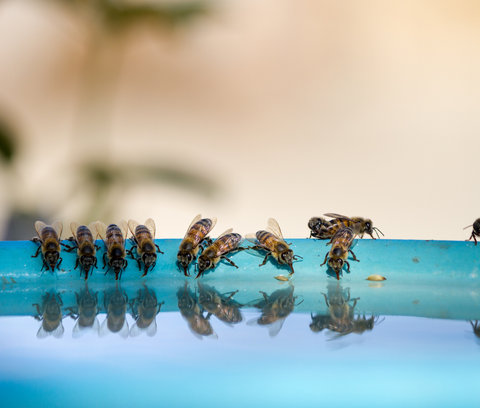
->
1;239;479;319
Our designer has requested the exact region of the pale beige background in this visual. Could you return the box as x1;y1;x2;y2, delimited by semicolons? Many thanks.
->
0;0;479;240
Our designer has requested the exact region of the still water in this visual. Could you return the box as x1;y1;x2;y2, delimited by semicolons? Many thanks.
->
1;282;479;408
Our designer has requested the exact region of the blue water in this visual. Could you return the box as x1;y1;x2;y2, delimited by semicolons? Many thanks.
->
0;284;479;408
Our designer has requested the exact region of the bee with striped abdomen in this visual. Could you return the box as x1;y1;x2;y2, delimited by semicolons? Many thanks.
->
195;229;244;279
246;218;301;274
128;218;163;277
464;218;480;245
177;214;217;277
62;222;99;280
322;213;383;240
96;221;128;280
31;221;63;273
320;227;359;280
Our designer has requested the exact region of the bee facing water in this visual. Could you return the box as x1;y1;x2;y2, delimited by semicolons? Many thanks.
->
246;218;302;274
320;227;359;280
130;284;164;337
196;229;244;279
62;222;99;280
31;221;63;273
96;221;128;280
128;219;163;277
66;283;99;337
177;214;217;277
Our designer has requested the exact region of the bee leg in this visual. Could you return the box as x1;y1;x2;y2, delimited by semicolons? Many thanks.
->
32;303;42;315
221;256;238;269
351;298;360;308
259;252;271;267
349;250;360;262
31;245;42;258
259;291;269;304
222;290;239;302
102;253;108;269
56;258;63;270
321;293;330;307
345;261;351;272
126;248;136;260
57;294;63;307
293;254;303;260
74;258;80;270
135;258;142;271
61;243;76;252
320;253;328;267
155;244;164;255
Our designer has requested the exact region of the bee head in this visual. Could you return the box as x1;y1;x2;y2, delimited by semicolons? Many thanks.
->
177;251;193;271
364;219;373;234
110;258;126;276
328;258;344;273
142;253;157;270
80;255;96;273
473;219;480;234
45;251;60;270
279;249;294;271
197;255;211;273
308;217;325;232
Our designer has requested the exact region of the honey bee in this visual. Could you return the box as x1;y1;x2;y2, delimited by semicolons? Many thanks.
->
177;214;217;277
320;227;359;280
196;229;244;279
177;282;217;339
128;219;163;277
66;283;99;337
32;292;64;339
464;219;480;245
247;286;303;337
31;221;63;273
321;284;360;337
96;221;128;280
312;213;383;240
197;282;244;325
62;222;99;280
307;217;330;239
100;284;129;338
351;315;384;335
246;218;302;274
130;284;164;337
309;313;332;333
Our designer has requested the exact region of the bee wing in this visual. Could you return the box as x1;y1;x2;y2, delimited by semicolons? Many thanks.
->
118;220;129;240
266;218;286;241
324;213;352;221
217;233;244;256
145;319;157;337
128;219;140;237
144;218;156;238
216;228;234;240
99;317;109;337
245;233;259;245
34;221;47;238
70;222;81;240
87;222;98;239
95;222;108;246
184;214;202;238
267;318;286;338
51;221;63;239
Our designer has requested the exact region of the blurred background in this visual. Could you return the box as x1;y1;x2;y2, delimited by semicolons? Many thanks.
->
0;0;479;241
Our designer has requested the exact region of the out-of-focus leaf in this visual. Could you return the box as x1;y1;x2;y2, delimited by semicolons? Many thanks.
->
0;120;16;164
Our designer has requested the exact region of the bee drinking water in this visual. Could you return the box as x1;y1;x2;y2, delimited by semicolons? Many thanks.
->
128;218;163;277
96;221;128;280
31;221;63;273
320;227;359;280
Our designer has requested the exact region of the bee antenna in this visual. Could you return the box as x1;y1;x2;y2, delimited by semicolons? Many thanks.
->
373;227;384;238
463;224;473;230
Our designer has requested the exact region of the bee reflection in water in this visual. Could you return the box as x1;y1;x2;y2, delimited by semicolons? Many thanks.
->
177;282;217;340
32;291;65;339
197;282;244;326
247;286;303;338
66;283;99;338
100;284;129;338
130;284;164;337
310;283;382;339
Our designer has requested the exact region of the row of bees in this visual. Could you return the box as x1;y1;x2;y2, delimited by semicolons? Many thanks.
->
30;214;480;281
32;283;385;340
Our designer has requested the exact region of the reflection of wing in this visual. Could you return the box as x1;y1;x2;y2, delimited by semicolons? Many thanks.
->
118;319;129;339
51;221;63;238
37;322;64;339
130;319;158;337
99;317;129;338
144;218;156;238
95;221;108;246
70;222;81;240
118;220;129;240
128;219;139;237
72;317;99;338
267;318;286;337
184;214;202;238
34;221;47;238
99;317;109;337
245;233;258;245
324;213;352;221
267;218;285;241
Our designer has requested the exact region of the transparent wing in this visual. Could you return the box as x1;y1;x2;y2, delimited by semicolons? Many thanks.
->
37;322;64;339
118;319;129;339
99;317;110;337
118;220;129;240
184;214;202;238
217;234;244;256
145;319;157;337
34;221;47;238
70;222;81;240
267;318;286;337
53;322;65;338
144;218;156;238
267;218;285;241
216;228;234;240
51;221;63;238
128;219;139;237
87;222;98;240
245;233;259;245
95;221;108;246
324;213;352;221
